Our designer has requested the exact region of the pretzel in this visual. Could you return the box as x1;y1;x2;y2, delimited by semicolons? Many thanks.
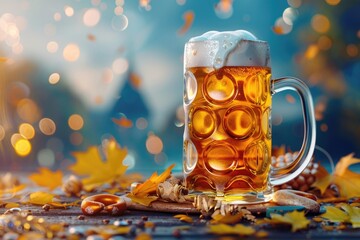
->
81;194;126;216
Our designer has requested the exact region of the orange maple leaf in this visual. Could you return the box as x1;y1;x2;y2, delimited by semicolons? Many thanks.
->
127;164;175;206
258;210;310;232
69;139;128;190
29;168;63;191
312;153;360;198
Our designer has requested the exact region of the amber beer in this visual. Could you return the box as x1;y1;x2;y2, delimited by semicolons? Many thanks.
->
183;66;272;198
183;30;316;203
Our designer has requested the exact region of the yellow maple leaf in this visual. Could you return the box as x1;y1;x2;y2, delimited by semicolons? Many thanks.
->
211;213;244;224
174;214;193;223
260;211;310;232
126;164;175;206
69;139;128;189
29;191;57;205
312;153;360;198
321;204;360;228
208;224;255;236
0;184;26;196
29;168;63;191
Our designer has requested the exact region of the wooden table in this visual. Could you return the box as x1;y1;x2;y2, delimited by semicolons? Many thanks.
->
2;196;360;239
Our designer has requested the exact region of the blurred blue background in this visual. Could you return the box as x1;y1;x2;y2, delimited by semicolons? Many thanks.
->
0;0;359;173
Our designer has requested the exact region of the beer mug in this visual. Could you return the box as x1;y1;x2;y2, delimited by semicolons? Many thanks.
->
183;30;316;203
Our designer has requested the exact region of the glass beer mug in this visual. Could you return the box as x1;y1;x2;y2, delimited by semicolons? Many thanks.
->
183;30;316;203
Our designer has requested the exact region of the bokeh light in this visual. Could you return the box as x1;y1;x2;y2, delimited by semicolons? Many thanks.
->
7;82;30;106
114;6;124;16
136;117;148;130
112;58;129;75
53;12;62;21
49;72;60;85
102;68;114;83
287;0;302;8
346;44;359;57
305;44;319;59
14;138;31;157
155;152;167;165
16;98;41;123
39;118;56;135
311;14;330;33
19;123;35;139
83;8;101;27
273;17;292;34
37;148;55;167
63;43;80;62
146;134;163;155
318;35;332;50
123;152;136;169
70;132;83;145
64;5;74;17
46;41;58;53
68;114;84;131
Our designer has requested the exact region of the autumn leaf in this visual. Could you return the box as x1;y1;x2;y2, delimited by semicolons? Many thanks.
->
321;204;360;228
259;211;310;232
211;213;244;224
5;202;20;208
208;224;255;236
312;153;360;198
174;214;193;223
69;139;128;190
0;184;26;196
29;167;63;191
29;192;57;205
126;164;175;206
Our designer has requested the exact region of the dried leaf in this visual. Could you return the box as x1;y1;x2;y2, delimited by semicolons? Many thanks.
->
29;168;63;191
320;206;349;223
0;184;26;196
69;139;128;189
312;153;360;198
112;116;133;128
127;164;175;206
135;232;152;240
5;202;20;208
208;224;255;236
29;192;57;205
126;194;158;206
174;214;193;223
321;204;360;228
261;211;310;232
312;165;332;195
211;213;244;224
178;11;194;35
132;164;175;196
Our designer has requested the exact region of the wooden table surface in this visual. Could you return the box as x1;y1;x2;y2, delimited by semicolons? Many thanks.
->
2;196;360;240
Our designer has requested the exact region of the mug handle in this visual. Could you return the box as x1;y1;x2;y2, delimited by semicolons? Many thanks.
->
270;77;316;186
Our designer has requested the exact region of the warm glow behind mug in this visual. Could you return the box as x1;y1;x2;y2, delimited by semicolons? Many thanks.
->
183;30;316;203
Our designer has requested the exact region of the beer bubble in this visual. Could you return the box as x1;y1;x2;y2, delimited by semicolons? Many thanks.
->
111;14;128;31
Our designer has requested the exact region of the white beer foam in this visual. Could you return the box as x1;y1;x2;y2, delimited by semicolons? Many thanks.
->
184;30;270;69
